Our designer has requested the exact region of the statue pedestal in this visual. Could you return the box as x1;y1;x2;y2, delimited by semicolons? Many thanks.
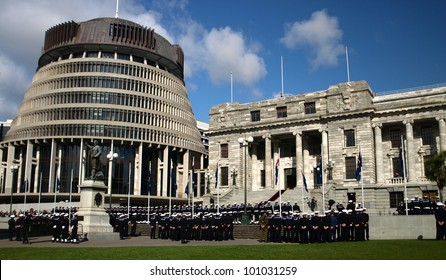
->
77;180;119;240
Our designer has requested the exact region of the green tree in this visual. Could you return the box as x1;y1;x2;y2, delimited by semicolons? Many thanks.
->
425;151;446;203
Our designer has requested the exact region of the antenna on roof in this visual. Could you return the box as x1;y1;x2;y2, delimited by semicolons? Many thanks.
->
115;0;119;18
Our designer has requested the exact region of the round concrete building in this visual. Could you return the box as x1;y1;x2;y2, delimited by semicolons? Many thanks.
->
0;18;208;210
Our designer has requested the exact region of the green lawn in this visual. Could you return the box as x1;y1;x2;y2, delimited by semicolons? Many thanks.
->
1;240;445;260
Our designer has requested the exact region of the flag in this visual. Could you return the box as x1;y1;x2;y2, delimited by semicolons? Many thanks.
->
185;158;195;195
185;177;190;195
316;156;323;185
147;165;152;194
355;151;362;181
302;171;308;192
399;142;406;178
21;179;28;193
275;158;280;185
56;177;61;192
214;162;219;188
170;159;177;196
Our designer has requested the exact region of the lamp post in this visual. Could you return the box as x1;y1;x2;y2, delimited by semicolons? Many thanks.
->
107;151;118;209
238;136;253;225
205;171;212;194
9;164;18;214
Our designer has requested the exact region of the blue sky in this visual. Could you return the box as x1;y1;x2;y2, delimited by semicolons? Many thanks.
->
0;0;445;123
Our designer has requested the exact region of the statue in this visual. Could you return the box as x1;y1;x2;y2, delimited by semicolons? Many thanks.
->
85;140;104;180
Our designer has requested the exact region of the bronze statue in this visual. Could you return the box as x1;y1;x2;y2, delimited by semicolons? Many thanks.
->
85;140;104;180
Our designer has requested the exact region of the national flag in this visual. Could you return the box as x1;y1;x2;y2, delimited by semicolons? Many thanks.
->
170;159;177;196
302;171;308;192
214;162;219;188
21;179;28;193
316;156;323;185
275;158;280;185
56;177;61;192
147;164;152;194
355;151;362;181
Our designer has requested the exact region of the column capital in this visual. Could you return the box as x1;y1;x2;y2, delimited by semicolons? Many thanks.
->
403;119;414;125
372;123;382;129
292;130;302;137
262;133;271;140
436;116;446;122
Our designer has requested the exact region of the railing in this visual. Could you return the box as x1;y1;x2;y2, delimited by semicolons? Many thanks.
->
386;177;432;184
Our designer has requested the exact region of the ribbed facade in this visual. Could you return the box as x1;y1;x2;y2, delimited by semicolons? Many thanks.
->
0;18;208;206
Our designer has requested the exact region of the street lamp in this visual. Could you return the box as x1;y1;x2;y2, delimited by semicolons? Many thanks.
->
238;136;253;225
9;164;18;214
107;151;118;209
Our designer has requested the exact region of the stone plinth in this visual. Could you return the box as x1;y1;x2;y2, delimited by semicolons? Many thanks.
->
76;180;119;240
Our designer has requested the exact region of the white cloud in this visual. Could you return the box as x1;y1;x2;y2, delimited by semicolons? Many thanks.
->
0;0;267;119
280;9;344;70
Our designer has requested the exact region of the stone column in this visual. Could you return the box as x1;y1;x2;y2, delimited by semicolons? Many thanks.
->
162;146;169;197
24;141;33;192
48;139;57;193
293;131;303;185
5;143;16;194
320;127;328;167
404;120;415;182
183;149;190;198
437;117;446;152
263;134;272;189
373;123;384;184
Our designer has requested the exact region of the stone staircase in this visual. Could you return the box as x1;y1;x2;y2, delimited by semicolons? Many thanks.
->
132;223;259;240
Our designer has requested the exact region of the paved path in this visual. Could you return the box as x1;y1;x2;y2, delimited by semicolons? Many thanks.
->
0;235;270;248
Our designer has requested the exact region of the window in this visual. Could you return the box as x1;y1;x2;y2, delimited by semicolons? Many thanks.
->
345;156;356;180
392;157;403;178
390;129;401;148
389;192;404;208
221;166;229;186
304;102;316;114
276;106;287;118
344;129;356;147
421;126;434;145
101;52;114;59
220;143;228;158
251;110;261;122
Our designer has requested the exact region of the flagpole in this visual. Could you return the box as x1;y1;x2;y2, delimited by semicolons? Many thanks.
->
169;159;172;216
401;135;408;216
359;145;364;208
301;169;305;213
346;46;350;83
147;161;151;224
23;179;27;211
128;162;131;218
278;148;282;216
280;56;284;97
53;177;57;212
190;169;194;216
37;172;42;213
230;72;233;103
69;169;73;228
321;144;325;212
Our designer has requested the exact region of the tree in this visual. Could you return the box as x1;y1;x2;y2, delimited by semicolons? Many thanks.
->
425;151;446;203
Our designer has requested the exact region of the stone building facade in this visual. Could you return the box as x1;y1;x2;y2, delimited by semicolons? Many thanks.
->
207;81;446;213
0;18;208;208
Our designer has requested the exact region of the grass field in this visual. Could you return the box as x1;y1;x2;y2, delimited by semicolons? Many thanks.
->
1;240;445;260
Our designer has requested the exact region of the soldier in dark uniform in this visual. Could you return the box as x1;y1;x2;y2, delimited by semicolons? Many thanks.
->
149;214;158;239
435;203;446;240
130;213;138;236
70;214;79;243
61;213;70;243
321;211;331;242
299;213;310;244
21;212;31;244
309;212;321;243
15;214;24;241
118;214;127;240
8;215;15;241
362;208;369;240
51;213;61;242
271;212;282;243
